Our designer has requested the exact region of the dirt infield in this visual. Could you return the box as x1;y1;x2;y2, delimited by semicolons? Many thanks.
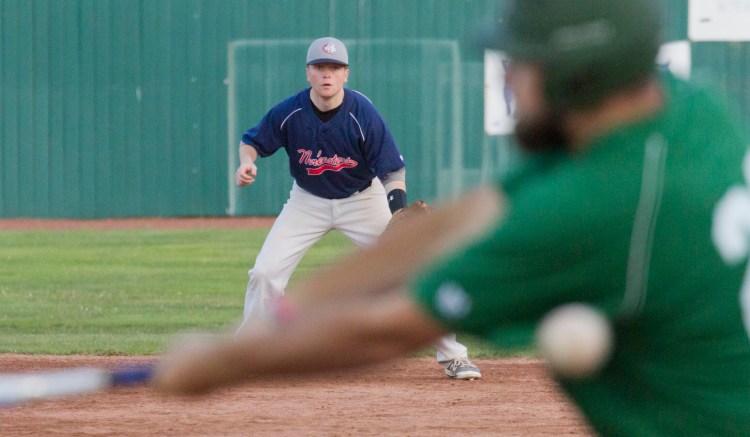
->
0;355;593;436
0;217;276;230
1;219;593;435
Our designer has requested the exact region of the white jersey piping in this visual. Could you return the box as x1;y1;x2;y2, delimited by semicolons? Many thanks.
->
280;108;303;131
348;112;366;142
351;89;373;104
620;133;669;320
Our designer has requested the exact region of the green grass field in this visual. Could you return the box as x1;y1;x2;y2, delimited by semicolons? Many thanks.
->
0;228;507;357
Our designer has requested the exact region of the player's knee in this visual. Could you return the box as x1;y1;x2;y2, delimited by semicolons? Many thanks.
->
249;266;272;282
248;264;287;289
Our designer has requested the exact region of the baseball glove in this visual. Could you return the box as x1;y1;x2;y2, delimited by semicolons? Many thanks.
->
383;200;433;235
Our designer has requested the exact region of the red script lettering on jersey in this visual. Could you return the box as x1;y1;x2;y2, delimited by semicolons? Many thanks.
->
297;149;359;175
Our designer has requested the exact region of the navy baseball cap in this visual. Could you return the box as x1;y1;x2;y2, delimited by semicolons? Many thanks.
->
306;37;349;66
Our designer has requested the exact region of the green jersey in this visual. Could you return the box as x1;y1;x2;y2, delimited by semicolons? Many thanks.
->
412;75;750;436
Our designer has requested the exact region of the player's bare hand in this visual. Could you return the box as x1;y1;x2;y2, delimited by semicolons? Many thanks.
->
236;162;257;187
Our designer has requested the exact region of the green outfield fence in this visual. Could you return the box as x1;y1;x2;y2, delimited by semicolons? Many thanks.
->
0;0;744;218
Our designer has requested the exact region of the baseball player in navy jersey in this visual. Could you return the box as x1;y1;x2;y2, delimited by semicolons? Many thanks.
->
234;37;481;380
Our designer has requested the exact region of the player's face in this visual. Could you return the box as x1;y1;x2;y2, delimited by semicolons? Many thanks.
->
306;63;349;99
506;61;570;152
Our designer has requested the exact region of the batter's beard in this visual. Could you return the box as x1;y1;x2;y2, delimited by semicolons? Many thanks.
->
514;109;570;153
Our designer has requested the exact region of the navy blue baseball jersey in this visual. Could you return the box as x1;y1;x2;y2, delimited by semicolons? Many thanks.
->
242;88;405;199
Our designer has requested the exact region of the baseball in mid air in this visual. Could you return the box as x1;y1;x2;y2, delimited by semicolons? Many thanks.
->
535;303;614;379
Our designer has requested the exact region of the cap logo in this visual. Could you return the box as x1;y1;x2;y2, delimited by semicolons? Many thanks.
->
322;42;337;54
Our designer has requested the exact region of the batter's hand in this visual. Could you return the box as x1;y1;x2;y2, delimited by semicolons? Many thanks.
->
236;162;257;187
152;333;233;395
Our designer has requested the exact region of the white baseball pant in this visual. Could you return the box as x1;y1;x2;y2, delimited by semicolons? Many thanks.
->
240;179;468;364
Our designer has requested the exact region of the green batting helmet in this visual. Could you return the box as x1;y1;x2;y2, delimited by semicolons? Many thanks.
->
488;0;662;109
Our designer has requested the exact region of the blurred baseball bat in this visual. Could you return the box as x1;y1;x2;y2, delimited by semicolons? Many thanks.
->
0;364;154;407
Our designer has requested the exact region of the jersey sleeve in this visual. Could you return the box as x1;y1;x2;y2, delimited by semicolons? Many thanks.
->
241;110;283;158
359;106;405;179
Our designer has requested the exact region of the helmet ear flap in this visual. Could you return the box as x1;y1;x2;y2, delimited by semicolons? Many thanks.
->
544;49;656;111
544;66;601;110
545;66;599;110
